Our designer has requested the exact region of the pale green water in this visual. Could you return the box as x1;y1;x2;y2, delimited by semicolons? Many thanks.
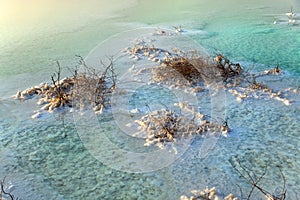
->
0;0;300;199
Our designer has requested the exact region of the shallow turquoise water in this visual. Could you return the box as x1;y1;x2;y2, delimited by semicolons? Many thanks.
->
0;0;300;199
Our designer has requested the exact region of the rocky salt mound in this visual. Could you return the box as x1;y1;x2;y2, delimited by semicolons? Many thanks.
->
12;58;116;118
180;187;238;200
133;102;229;149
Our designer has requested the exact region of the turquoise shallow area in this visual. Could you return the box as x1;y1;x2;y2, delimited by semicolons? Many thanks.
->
197;23;300;74
1;117;164;199
0;0;300;199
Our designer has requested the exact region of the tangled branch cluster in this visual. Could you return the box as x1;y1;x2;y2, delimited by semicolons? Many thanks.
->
230;158;287;200
126;40;297;106
134;102;229;148
13;57;116;117
180;157;291;200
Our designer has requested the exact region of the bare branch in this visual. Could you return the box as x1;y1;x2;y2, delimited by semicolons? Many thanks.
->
231;158;288;200
1;177;16;200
